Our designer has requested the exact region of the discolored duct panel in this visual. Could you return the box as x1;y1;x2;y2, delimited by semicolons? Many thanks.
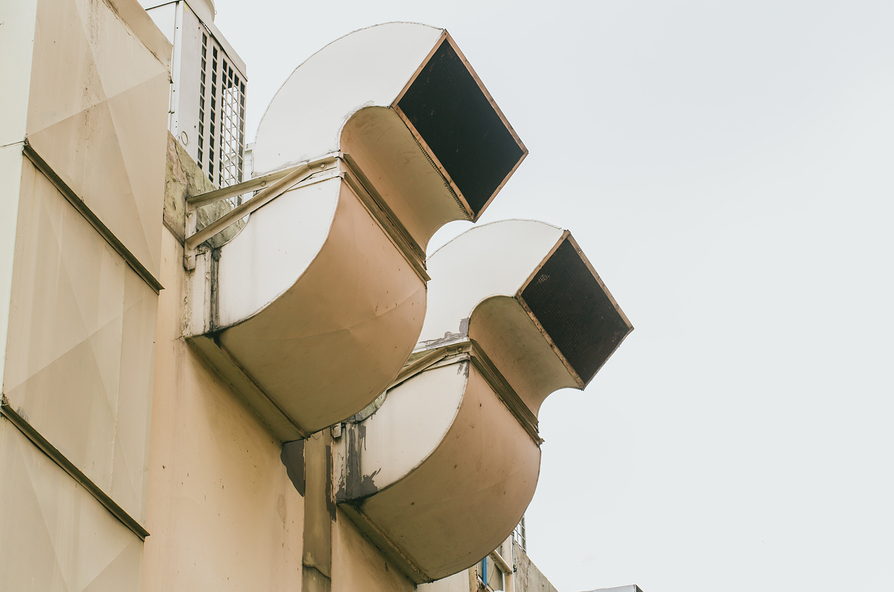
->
520;239;632;384
397;40;525;217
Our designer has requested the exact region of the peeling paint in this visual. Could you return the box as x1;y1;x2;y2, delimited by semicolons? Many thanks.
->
325;443;336;522
349;391;388;422
354;468;382;501
458;317;470;335
418;331;466;350
418;317;471;349
341;422;382;502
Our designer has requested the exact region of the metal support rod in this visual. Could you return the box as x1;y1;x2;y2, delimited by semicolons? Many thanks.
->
488;548;512;575
184;153;339;251
186;164;303;209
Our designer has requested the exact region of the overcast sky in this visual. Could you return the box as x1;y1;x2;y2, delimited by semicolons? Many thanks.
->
212;2;894;591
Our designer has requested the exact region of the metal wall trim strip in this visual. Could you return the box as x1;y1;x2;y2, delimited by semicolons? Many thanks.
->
0;401;151;540
22;142;164;294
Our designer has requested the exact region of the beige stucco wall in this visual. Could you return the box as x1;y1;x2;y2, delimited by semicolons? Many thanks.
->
332;508;416;592
420;542;560;592
142;228;305;591
514;545;560;592
418;570;472;592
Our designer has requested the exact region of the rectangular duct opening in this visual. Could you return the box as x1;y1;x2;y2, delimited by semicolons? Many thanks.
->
520;238;632;384
396;39;525;218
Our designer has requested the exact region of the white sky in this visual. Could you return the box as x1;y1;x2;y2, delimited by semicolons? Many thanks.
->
213;2;894;591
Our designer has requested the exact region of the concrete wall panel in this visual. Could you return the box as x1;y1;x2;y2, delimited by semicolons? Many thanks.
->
4;160;157;522
0;418;143;592
25;0;171;277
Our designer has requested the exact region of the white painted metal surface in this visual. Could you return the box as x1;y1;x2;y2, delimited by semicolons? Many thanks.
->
143;0;247;186
207;173;427;437
350;363;466;490
253;22;524;246
421;220;565;345
336;360;540;583
423;220;578;415
423;219;632;413
254;22;442;175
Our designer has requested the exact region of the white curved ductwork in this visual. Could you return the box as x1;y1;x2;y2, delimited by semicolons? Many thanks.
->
334;220;633;583
186;24;526;441
253;22;527;237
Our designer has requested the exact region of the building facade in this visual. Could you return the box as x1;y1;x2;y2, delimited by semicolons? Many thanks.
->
0;1;632;591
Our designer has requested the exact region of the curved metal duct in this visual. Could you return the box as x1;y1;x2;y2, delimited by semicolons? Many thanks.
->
185;24;526;441
334;220;633;582
254;22;527;237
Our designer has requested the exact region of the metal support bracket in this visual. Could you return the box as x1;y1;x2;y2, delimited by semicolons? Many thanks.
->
183;153;341;270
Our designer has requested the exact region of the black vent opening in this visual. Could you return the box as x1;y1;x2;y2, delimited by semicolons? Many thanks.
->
397;40;524;217
520;239;630;384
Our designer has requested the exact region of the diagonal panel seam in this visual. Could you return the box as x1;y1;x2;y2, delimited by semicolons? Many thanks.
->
23;143;163;293
0;401;150;540
14;429;74;592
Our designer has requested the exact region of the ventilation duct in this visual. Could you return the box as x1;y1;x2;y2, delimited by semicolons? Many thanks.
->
334;220;632;582
253;22;527;235
185;23;525;441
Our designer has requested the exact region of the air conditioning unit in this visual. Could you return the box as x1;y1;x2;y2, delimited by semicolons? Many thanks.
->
141;0;247;187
